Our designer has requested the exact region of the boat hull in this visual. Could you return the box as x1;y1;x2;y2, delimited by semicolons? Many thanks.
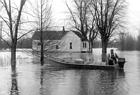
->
48;57;125;70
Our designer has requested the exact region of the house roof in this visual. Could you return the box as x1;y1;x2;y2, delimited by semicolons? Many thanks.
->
32;29;88;41
72;31;88;41
32;30;69;40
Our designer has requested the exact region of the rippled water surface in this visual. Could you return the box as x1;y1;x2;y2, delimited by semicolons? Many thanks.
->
0;49;140;95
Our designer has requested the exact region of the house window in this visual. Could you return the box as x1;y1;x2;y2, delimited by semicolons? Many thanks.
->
70;42;72;49
56;45;59;49
38;42;41;46
83;42;87;48
85;42;87;48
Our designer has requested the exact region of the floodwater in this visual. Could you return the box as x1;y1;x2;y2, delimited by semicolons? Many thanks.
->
0;49;140;95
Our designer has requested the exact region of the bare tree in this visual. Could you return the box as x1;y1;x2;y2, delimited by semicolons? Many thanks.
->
0;0;27;73
66;0;98;52
91;0;126;61
31;0;51;65
11;71;18;95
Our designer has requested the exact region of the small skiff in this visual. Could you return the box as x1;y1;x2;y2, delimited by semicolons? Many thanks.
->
48;56;126;70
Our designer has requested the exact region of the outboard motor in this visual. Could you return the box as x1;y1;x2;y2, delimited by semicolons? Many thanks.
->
118;58;125;69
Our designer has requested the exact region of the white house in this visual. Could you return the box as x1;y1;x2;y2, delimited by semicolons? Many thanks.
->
32;29;90;53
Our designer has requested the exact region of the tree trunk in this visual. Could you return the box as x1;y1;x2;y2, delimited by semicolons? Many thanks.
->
11;45;16;73
40;43;44;65
40;29;44;65
101;39;108;62
89;40;92;53
91;40;94;50
11;71;18;95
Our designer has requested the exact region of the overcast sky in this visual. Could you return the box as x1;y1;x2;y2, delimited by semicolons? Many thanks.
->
51;0;71;28
127;0;140;36
51;0;140;36
1;0;140;37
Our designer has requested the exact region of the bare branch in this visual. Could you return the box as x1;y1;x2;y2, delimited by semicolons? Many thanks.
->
0;37;10;47
17;29;34;41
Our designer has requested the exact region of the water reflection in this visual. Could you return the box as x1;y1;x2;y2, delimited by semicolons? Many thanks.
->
38;69;126;95
94;70;126;95
1;50;140;95
10;72;19;95
40;68;44;95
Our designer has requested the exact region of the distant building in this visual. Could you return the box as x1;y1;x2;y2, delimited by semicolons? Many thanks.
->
32;29;89;53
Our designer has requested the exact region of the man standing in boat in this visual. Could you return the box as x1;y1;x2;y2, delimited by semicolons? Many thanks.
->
108;49;118;65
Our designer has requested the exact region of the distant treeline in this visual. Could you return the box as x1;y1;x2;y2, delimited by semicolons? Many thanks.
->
0;38;32;49
92;34;140;51
92;40;118;48
0;34;139;51
119;34;140;51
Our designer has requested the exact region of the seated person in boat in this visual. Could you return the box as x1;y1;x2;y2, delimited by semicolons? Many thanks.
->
107;49;118;65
